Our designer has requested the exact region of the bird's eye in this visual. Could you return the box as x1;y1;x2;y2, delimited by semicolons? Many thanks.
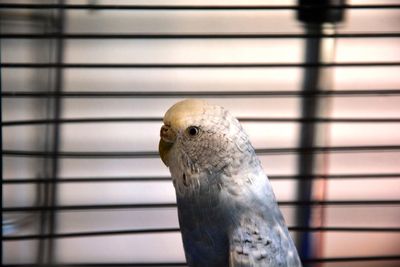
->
187;126;200;137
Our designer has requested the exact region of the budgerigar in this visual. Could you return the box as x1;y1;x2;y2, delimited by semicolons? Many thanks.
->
159;99;302;267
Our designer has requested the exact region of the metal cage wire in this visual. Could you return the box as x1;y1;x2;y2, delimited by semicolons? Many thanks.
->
2;1;400;266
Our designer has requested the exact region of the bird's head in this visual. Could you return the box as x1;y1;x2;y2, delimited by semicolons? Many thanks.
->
159;99;262;197
159;99;252;173
159;99;205;166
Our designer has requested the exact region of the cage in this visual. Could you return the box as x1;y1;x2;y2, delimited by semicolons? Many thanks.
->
2;0;400;266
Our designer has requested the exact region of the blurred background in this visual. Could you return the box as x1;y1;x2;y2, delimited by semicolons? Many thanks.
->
1;0;400;266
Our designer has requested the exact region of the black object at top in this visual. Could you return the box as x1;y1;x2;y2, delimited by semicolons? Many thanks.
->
297;0;346;23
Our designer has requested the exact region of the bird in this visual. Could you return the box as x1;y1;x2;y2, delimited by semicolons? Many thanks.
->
159;99;302;267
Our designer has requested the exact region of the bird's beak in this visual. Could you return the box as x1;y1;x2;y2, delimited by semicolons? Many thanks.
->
159;125;175;167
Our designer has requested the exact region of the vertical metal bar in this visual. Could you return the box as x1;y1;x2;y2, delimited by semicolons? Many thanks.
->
0;30;3;249
296;24;338;264
295;25;322;263
37;12;58;264
295;2;345;264
46;0;65;263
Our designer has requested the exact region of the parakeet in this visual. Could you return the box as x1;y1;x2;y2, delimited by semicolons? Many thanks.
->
159;99;302;267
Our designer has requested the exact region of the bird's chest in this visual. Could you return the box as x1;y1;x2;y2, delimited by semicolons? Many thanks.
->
177;196;230;267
